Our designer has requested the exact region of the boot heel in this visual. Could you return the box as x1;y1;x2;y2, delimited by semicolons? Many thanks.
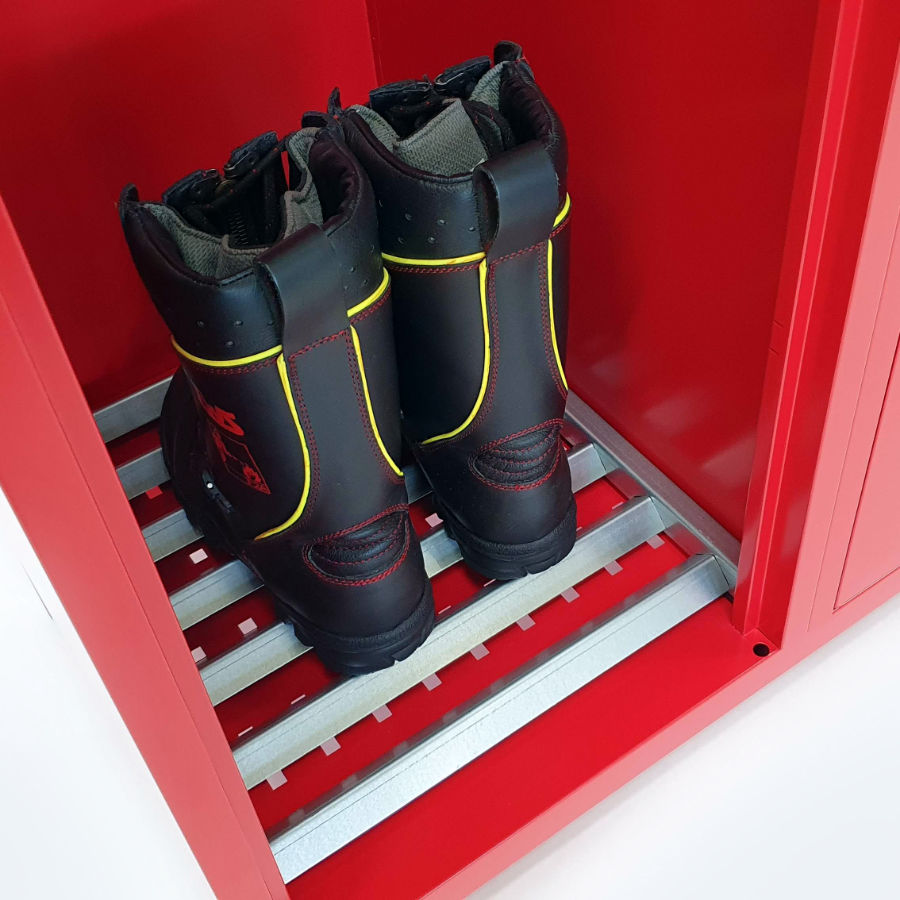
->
438;497;577;582
285;582;435;677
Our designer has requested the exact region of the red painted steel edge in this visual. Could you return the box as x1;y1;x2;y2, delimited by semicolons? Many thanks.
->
0;199;288;900
288;570;900;899
738;0;900;645
420;570;900;900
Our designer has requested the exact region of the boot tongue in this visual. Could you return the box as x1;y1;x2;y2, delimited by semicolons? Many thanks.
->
163;131;287;247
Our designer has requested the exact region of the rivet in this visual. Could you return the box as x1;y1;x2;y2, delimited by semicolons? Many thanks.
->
196;320;205;328
225;340;234;349
234;319;243;326
427;236;436;244
404;212;412;221
437;218;446;226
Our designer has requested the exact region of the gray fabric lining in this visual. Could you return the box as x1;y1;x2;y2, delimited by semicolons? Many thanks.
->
146;204;260;279
351;100;486;176
351;101;485;176
469;61;507;108
349;61;508;176
284;129;324;231
146;127;324;279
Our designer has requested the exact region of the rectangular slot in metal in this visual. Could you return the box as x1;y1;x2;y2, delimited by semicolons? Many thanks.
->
270;554;727;880
234;496;663;789
93;376;173;443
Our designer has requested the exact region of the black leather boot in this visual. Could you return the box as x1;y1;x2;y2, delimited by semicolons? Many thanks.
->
338;41;575;580
119;122;434;674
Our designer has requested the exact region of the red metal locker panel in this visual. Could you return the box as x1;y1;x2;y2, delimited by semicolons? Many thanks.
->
837;345;900;606
366;0;820;539
0;0;378;411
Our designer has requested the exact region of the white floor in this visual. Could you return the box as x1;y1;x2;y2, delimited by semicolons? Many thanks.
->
476;591;900;900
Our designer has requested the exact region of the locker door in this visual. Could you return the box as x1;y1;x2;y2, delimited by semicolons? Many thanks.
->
838;342;900;607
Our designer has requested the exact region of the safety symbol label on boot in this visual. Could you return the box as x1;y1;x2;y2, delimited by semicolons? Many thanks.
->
210;426;271;494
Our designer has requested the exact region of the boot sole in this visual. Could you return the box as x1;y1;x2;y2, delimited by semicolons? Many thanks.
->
283;582;435;677
435;495;577;581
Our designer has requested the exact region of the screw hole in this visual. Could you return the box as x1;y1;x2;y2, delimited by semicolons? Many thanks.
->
753;643;770;657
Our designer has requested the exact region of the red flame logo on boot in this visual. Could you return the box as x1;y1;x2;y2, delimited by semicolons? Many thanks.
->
192;385;269;494
196;392;245;436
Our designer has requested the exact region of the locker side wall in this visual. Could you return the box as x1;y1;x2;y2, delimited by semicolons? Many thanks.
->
0;0;379;410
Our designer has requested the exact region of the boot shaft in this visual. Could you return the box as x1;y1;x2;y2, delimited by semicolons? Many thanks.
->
119;124;405;543
339;41;571;455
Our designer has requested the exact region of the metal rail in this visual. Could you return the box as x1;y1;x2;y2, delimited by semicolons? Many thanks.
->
269;554;727;880
565;394;740;587
170;561;263;630
118;448;171;500
93;375;172;443
234;496;663;789
143;509;202;563
201;623;304;706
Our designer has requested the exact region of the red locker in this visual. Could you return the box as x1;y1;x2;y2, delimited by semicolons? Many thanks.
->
1;2;899;897
837;350;900;608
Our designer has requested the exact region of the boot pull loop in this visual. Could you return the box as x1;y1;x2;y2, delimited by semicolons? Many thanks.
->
475;142;559;260
256;225;347;357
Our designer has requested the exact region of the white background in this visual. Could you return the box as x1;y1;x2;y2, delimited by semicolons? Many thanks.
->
477;588;900;900
2;479;899;900
0;489;214;900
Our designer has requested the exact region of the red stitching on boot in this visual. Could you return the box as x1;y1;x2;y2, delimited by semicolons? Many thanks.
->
185;358;279;376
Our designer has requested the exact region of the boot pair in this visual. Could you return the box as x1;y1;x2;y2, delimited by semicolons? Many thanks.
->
119;41;574;675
